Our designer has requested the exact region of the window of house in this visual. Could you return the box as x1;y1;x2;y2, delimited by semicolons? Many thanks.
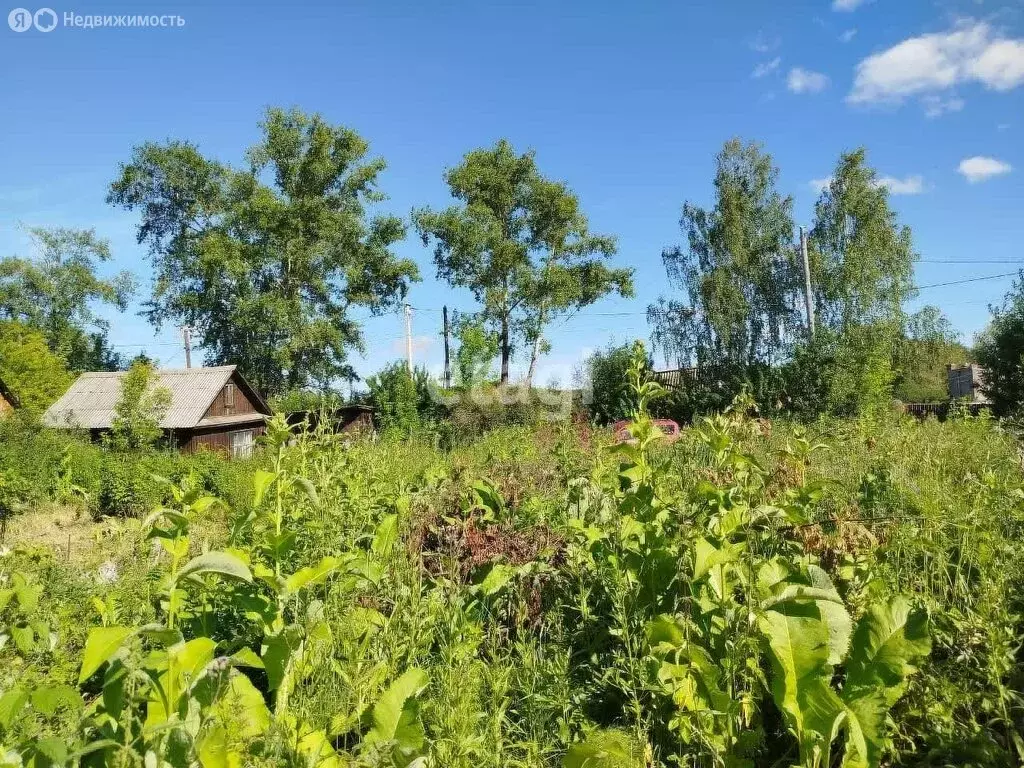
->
224;382;235;413
230;429;254;459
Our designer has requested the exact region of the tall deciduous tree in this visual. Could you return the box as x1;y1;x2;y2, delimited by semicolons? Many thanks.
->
650;139;798;368
808;149;917;414
108;107;420;397
0;227;134;371
414;139;633;384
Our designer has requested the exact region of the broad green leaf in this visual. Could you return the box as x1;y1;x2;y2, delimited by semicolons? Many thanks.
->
170;637;218;684
0;686;28;730
294;476;319;506
262;626;303;692
480;563;514;596
79;626;135;683
229;647;264;669
285;556;342;595
365;667;429;747
372;514;399;557
839;598;931;768
32;737;67;767
216;672;270;740
646;615;685;649
759;601;842;750
30;685;81;716
563;729;643;768
176;552;253;584
252;470;276;507
845;597;930;705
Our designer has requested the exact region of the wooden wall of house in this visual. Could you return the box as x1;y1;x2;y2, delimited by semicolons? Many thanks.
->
177;424;266;457
203;375;260;420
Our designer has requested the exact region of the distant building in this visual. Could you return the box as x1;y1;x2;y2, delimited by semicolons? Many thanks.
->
285;404;375;435
947;364;990;404
43;365;271;458
0;376;18;416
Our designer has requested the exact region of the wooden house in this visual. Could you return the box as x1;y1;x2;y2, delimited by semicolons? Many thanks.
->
285;404;375;435
42;366;271;458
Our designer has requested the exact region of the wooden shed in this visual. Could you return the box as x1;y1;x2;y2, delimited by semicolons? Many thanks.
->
42;366;271;458
0;376;18;416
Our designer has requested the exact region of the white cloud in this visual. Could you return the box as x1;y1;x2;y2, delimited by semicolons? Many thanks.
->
788;67;830;93
849;20;1024;107
875;175;925;195
922;94;965;117
833;0;870;11
752;57;782;78
750;32;781;53
958;155;1012;182
809;177;833;193
839;28;858;43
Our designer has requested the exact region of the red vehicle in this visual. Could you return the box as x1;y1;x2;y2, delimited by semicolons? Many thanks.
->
612;418;681;444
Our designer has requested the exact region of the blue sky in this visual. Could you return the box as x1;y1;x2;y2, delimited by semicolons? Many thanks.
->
2;0;1023;386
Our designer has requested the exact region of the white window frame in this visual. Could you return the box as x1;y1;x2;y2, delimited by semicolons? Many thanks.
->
230;428;254;459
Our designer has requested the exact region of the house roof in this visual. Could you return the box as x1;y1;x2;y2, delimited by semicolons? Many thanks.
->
42;365;269;430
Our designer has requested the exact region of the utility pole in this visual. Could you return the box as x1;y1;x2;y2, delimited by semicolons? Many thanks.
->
799;227;816;340
442;305;452;390
181;326;193;368
403;303;414;375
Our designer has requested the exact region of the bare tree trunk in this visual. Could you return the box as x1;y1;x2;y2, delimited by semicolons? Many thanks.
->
500;314;510;384
525;305;546;389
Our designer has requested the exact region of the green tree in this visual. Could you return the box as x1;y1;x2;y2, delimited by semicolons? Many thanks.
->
807;149;917;415
108;107;420;397
108;360;172;451
0;321;74;411
366;362;421;434
414;139;633;384
894;306;967;403
650;138;798;369
583;341;649;425
454;314;498;388
0;227;134;371
975;274;1024;416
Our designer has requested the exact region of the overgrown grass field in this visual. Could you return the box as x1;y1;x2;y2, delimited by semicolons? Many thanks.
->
1;379;1022;766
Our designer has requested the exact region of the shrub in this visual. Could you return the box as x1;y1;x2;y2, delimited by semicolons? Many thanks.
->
107;360;172;451
367;361;422;434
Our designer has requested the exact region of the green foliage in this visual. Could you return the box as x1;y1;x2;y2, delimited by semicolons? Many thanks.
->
414;138;633;383
0;357;1022;768
0;227;134;372
651;138;797;368
0;321;73;412
975;273;1024;416
107;360;172;451
454;314;498;388
108;107;420;397
893;306;967;403
583;342;647;426
367;362;422;435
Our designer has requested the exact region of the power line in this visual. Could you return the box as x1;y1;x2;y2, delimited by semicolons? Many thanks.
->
916;272;1017;290
919;261;1024;265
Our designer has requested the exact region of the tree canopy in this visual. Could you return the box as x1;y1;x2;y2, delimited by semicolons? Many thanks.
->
975;274;1024;416
650;139;798;368
0;321;74;411
414;139;633;384
807;149;918;414
108;107;420;397
0;227;134;371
